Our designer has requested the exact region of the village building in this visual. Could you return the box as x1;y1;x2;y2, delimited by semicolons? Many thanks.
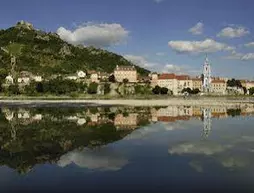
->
157;73;178;95
77;71;86;78
211;79;227;94
241;80;254;90
5;75;14;84
176;75;193;93
90;72;99;83
114;65;137;83
192;78;202;91
150;73;158;87
32;75;42;82
98;72;109;81
114;113;138;130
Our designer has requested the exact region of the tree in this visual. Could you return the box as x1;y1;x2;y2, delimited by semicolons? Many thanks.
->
192;88;201;94
36;82;44;93
152;85;161;95
134;84;151;95
249;87;254;95
160;87;168;95
182;87;192;94
243;87;247;95
8;84;20;95
88;82;98;94
108;74;115;83
104;83;111;94
227;79;242;88
0;68;8;81
123;78;129;84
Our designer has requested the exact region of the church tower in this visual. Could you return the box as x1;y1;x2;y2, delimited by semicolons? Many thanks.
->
203;55;211;92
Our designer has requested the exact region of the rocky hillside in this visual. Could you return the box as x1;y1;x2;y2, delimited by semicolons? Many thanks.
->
0;21;149;77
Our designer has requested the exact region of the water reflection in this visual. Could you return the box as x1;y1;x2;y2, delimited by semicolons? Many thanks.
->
0;104;253;175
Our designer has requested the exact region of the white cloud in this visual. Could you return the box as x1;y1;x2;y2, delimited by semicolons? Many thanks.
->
169;141;231;156
154;0;164;3
57;22;129;47
124;54;199;74
58;147;128;171
224;50;254;61
168;39;234;54
189;22;204;35
217;26;250;38
124;55;156;68
245;42;254;47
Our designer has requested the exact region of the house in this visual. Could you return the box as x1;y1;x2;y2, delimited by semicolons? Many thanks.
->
98;72;109;81
192;78;202;91
18;77;30;85
77;71;86;78
176;75;193;92
150;73;158;87
5;75;14;84
32;76;42;82
65;75;78;81
114;113;138;130
211;79;227;94
157;73;178;95
90;72;99;83
241;80;254;90
114;65;137;83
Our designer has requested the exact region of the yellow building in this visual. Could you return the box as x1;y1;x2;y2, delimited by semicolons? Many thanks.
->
192;78;202;91
176;75;193;92
157;74;178;95
211;80;227;94
241;80;254;90
114;65;137;83
114;113;138;130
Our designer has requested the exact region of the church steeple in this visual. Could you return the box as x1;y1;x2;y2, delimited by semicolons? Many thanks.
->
203;55;211;92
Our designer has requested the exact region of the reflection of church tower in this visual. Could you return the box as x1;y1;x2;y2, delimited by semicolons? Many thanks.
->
202;108;212;139
203;55;211;93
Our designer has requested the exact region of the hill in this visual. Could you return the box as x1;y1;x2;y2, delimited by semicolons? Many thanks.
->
0;21;149;77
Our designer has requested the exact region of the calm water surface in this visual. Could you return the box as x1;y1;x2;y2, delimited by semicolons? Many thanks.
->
0;105;253;193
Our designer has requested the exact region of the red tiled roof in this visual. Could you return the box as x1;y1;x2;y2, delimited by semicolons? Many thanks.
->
158;73;176;80
158;116;176;122
176;75;190;80
192;78;202;81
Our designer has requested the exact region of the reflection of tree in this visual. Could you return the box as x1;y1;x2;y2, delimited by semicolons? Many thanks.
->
0;108;139;174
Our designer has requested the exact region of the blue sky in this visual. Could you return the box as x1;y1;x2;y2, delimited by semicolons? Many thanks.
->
1;0;254;79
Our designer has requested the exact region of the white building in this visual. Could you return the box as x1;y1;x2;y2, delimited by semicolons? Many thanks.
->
157;74;178;95
203;56;212;92
17;77;30;85
32;76;42;82
77;71;86;78
5;75;14;84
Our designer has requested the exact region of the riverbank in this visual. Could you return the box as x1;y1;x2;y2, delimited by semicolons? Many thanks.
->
0;97;253;107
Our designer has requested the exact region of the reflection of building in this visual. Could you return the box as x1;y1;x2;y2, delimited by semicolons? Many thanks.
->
210;106;227;118
114;113;138;130
114;65;137;83
202;108;212;139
